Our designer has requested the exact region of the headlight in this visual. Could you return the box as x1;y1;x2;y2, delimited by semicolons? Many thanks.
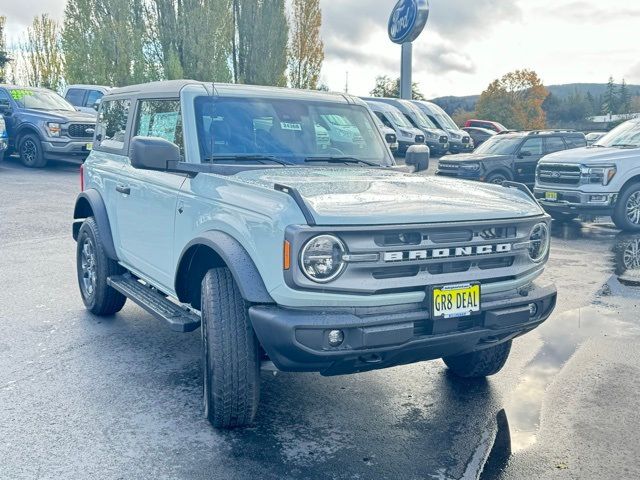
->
459;162;481;171
46;122;61;137
528;223;550;262
300;235;346;283
581;166;616;185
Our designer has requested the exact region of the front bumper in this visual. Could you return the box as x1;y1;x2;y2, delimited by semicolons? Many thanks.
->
533;187;617;215
42;139;92;160
449;141;474;153
249;282;557;376
426;140;449;155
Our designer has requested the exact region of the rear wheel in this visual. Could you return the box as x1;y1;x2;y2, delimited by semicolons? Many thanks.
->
613;183;640;232
76;217;127;315
443;340;512;378
201;267;260;429
19;134;47;168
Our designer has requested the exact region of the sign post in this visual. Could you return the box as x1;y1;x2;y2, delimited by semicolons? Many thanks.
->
388;0;430;99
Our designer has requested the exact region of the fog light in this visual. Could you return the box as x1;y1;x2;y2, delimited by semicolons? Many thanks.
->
528;303;538;317
328;329;344;347
590;195;607;202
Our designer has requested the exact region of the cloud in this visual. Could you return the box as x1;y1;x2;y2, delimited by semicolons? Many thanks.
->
320;0;517;78
1;0;67;39
547;1;640;22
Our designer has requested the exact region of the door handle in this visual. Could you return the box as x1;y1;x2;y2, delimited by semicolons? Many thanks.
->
116;185;130;195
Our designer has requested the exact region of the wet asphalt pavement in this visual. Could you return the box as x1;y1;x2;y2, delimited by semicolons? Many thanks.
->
1;159;640;480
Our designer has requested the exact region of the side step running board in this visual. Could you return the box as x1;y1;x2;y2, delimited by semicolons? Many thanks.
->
107;274;201;333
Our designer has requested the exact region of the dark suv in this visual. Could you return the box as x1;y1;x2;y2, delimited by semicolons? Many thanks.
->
0;85;96;168
437;130;587;187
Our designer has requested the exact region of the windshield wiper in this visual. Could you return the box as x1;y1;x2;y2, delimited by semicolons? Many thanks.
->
610;143;639;148
304;156;379;167
203;154;291;166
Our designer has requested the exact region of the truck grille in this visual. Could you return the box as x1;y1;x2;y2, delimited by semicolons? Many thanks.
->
285;218;545;294
439;136;448;144
68;123;95;139
537;164;581;185
437;161;459;174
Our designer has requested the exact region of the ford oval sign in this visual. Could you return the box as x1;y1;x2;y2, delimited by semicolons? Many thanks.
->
388;0;429;44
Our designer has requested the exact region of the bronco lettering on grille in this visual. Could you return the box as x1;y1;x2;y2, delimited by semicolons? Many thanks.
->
383;243;512;262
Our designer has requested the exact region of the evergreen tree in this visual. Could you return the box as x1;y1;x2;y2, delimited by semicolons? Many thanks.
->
234;0;288;86
288;0;324;90
619;79;631;115
602;76;618;115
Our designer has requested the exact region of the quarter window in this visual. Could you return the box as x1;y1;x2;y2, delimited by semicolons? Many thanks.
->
96;99;130;151
134;100;183;153
544;137;566;154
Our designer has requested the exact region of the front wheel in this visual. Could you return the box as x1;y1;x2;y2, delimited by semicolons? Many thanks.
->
485;172;510;185
201;267;260;429
443;340;512;378
19;134;47;168
613;183;640;232
76;217;127;315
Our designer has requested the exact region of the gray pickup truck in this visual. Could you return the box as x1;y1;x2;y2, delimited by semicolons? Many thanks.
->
73;80;557;428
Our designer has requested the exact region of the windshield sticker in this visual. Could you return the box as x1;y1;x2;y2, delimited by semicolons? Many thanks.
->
281;122;302;131
10;89;35;101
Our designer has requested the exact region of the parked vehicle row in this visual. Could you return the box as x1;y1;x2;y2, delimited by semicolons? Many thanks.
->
73;80;556;429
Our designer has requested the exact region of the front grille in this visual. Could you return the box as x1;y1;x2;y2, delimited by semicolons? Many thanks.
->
439;135;448;144
385;133;397;144
437;161;459;174
68;123;95;138
537;164;581;185
415;135;425;143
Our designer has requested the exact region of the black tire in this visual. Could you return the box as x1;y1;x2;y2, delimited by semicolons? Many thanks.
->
485;172;510;185
443;340;512;378
76;217;126;316
549;211;578;222
613;183;640;232
201;267;260;429
19;134;47;168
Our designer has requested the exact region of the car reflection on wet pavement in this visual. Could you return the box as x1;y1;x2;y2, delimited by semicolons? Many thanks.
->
2;161;640;480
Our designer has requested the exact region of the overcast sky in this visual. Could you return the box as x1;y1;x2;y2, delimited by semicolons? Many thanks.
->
3;0;640;97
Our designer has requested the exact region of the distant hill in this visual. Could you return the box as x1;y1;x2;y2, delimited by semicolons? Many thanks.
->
431;83;640;114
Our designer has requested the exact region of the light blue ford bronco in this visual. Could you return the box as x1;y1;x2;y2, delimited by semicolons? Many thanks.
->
73;80;557;428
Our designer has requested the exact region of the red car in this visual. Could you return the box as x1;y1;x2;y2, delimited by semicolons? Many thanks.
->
464;119;508;133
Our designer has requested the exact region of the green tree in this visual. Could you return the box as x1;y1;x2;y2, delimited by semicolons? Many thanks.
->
19;14;65;91
619;79;631;115
602;76;618;115
0;17;11;83
476;69;548;129
148;0;233;82
234;0;288;86
370;75;425;100
288;0;324;89
63;0;152;86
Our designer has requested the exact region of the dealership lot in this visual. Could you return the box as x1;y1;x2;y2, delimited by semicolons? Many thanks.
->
1;159;640;479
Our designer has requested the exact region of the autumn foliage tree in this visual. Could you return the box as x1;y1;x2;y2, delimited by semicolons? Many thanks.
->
476;69;548;130
288;0;324;89
20;14;65;91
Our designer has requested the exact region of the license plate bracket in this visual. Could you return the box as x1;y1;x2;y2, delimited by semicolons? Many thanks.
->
431;282;481;319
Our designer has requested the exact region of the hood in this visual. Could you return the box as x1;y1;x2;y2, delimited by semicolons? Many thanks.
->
442;153;509;162
540;146;640;165
230;167;542;225
20;108;96;123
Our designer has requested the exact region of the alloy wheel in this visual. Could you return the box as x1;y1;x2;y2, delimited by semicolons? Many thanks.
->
625;191;640;225
21;139;37;164
80;237;97;298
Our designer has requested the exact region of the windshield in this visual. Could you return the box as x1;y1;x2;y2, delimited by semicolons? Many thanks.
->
595;121;640;148
194;97;392;165
473;135;522;155
430;104;459;130
385;108;412;128
8;88;75;111
412;107;438;129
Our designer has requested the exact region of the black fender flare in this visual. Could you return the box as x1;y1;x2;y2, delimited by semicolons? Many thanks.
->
72;189;118;260
176;231;273;304
15;123;43;141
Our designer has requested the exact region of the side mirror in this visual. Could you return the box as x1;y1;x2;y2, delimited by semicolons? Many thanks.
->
93;99;101;111
0;102;12;115
130;136;180;171
405;144;430;173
